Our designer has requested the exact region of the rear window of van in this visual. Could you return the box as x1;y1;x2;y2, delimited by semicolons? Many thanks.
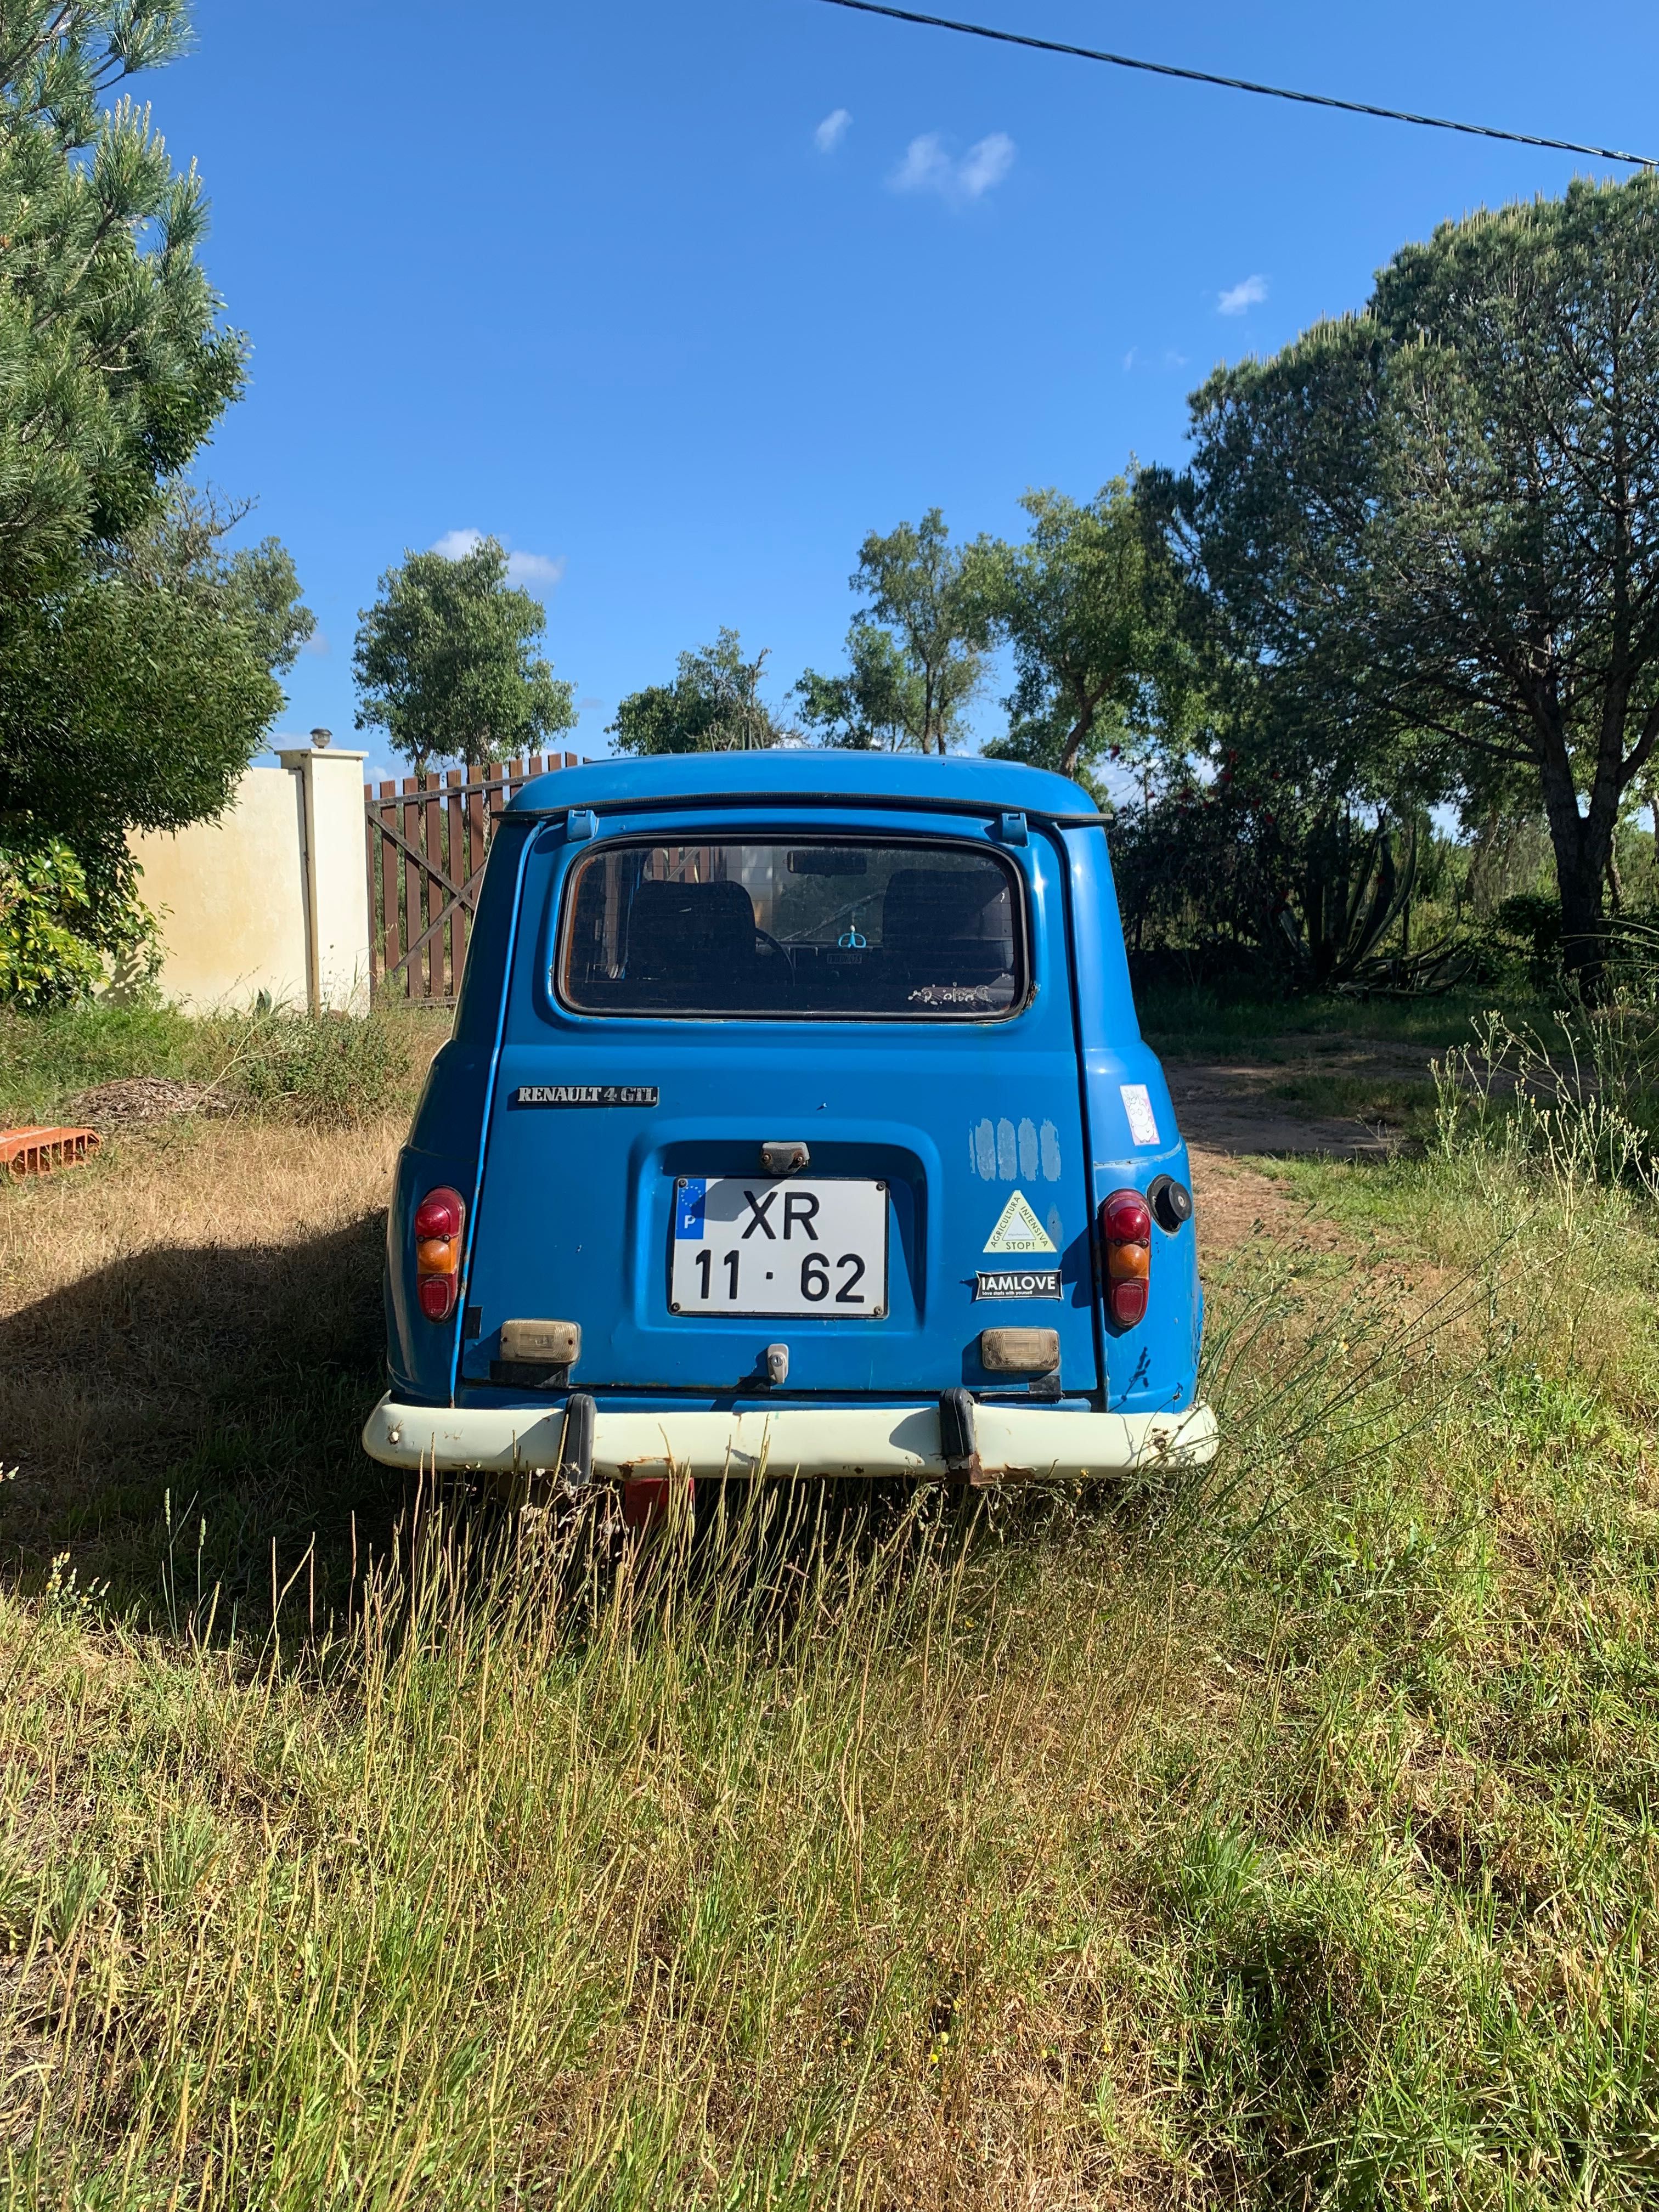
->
558;838;1026;1019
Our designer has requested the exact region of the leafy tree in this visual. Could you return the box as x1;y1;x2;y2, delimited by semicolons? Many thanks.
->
848;510;982;753
794;622;926;749
0;501;298;950
967;479;1193;785
0;3;244;597
1171;172;1659;994
611;629;795;754
353;535;576;771
0;5;312;998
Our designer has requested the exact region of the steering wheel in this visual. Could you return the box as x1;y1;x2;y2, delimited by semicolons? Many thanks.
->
754;927;788;960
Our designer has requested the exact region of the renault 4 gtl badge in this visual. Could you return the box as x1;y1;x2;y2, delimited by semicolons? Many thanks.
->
512;1085;659;1106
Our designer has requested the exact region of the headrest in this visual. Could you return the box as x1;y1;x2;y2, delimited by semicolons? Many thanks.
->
881;866;1012;945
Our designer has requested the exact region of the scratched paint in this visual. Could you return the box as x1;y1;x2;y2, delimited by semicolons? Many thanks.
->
1018;1116;1039;1178
968;1115;1065;1181
974;1118;997;1179
996;1118;1018;1180
1040;1119;1063;1181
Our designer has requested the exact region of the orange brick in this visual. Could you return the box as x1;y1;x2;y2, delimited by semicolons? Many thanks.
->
0;1126;101;1180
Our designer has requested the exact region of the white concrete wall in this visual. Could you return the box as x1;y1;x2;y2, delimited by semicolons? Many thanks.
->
127;747;372;1014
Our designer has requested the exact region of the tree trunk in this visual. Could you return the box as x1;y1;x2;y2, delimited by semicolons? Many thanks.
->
1551;833;1609;1002
1536;746;1610;1001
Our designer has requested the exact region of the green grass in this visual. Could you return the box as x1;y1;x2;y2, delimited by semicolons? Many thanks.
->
1264;1070;1440;1128
1137;983;1551;1058
4;1130;1658;2204
0;997;446;1128
0;999;198;1123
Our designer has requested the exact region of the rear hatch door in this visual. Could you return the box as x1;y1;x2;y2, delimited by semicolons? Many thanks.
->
460;807;1099;1400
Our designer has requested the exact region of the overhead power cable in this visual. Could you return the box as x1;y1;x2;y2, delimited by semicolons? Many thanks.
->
808;0;1656;169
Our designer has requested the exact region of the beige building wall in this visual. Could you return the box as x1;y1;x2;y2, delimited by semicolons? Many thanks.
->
127;746;372;1014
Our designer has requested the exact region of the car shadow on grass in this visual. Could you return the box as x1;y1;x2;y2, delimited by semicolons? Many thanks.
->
2;1203;1176;1644
0;1211;409;1630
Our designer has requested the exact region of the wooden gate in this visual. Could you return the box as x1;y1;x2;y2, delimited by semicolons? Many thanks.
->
364;753;580;1002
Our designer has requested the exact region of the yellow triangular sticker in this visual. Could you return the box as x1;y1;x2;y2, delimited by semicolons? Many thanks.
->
983;1190;1056;1254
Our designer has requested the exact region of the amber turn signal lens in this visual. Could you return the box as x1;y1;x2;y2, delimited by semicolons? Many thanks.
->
1107;1238;1150;1282
417;1275;459;1322
416;1236;454;1276
1109;1279;1148;1327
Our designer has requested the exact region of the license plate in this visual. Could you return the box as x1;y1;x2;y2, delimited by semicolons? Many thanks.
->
670;1177;888;1317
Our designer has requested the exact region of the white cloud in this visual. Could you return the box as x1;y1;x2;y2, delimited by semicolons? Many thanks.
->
958;132;1014;199
1217;273;1268;316
815;107;851;153
301;629;329;656
577;696;605;713
892;132;951;193
430;528;565;594
1123;346;1188;374
890;130;1014;204
506;550;566;590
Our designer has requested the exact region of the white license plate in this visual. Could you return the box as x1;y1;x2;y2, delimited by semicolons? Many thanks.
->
670;1177;888;1317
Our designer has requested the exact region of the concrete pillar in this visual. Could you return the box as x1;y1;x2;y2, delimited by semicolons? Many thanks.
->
278;745;373;1014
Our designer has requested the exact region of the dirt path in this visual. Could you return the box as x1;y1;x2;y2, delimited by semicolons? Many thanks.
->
1161;1036;1441;1160
1153;1032;1446;1259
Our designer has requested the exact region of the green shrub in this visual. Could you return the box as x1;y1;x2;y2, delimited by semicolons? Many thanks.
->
204;1006;415;1125
0;836;162;1011
0;839;108;1008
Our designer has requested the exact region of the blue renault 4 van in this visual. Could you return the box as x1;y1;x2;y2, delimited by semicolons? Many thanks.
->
362;752;1215;1489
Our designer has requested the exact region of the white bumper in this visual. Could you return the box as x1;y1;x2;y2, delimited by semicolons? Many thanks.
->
361;1395;1217;1483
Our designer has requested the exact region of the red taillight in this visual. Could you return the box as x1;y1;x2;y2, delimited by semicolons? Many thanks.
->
415;1188;464;1240
1100;1187;1151;1329
414;1186;464;1322
1101;1190;1151;1244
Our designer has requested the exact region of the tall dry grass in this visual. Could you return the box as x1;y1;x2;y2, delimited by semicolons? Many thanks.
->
3;1015;1658;2204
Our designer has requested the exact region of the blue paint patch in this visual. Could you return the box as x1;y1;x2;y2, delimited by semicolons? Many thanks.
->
675;1178;707;1239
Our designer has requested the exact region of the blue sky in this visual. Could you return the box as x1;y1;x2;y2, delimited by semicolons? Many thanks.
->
157;0;1659;780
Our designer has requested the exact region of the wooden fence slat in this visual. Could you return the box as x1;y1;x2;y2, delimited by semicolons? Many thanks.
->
467;763;487;918
445;767;466;993
379;781;400;985
431;774;449;995
402;777;422;1003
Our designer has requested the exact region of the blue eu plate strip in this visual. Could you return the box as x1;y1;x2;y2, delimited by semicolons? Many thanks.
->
675;1179;707;1240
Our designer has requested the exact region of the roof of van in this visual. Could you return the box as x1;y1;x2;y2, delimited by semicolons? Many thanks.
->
503;749;1099;817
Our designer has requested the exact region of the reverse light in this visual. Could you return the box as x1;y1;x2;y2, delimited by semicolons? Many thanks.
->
1100;1187;1151;1329
414;1186;465;1322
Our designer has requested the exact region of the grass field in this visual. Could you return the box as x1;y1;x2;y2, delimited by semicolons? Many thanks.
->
3;1002;1657;2207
